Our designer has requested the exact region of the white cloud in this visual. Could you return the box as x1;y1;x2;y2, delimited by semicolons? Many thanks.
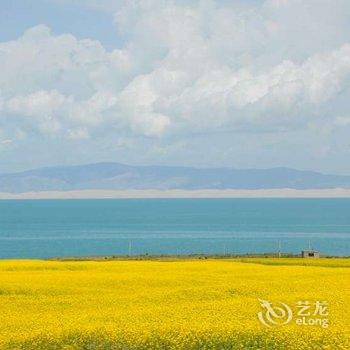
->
1;139;12;145
1;0;350;144
67;128;89;140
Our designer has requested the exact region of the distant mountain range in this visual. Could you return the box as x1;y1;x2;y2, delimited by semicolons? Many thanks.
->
1;162;350;193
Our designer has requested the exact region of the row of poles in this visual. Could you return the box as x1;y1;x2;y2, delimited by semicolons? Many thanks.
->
126;239;315;257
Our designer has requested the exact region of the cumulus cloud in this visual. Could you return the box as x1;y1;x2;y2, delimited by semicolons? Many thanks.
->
1;0;350;144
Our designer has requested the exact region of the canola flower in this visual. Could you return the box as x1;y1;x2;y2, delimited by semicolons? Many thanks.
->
0;258;349;349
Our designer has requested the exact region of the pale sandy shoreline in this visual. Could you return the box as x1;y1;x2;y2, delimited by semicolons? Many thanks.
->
2;188;350;199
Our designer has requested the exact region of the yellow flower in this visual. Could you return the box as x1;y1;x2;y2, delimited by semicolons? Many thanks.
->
0;258;349;349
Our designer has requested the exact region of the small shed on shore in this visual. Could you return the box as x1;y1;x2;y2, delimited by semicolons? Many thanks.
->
301;250;320;258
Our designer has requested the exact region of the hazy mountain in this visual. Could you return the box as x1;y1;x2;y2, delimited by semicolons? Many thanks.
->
1;162;350;193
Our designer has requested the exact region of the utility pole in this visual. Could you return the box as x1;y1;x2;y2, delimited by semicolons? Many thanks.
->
277;240;281;258
128;240;132;256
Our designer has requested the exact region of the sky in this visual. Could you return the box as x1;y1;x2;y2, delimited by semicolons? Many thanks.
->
1;0;350;174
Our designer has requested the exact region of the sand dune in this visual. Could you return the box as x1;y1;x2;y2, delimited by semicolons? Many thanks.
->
2;188;350;199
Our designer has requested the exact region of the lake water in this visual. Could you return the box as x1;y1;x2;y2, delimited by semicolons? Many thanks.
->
0;198;349;258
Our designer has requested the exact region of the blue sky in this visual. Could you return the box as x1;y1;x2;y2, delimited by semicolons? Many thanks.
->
0;0;120;49
1;0;350;174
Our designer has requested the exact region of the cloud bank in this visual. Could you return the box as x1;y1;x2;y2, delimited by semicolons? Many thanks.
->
1;0;350;171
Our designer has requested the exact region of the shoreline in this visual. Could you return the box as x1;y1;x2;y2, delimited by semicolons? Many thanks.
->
2;188;350;199
0;254;348;261
51;253;350;261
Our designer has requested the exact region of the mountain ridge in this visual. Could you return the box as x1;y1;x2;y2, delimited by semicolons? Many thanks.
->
1;162;350;193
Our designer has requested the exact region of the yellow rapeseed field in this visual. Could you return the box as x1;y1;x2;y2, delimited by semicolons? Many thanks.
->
0;258;349;349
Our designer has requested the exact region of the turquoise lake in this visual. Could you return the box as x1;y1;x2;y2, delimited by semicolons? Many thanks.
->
0;198;349;258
